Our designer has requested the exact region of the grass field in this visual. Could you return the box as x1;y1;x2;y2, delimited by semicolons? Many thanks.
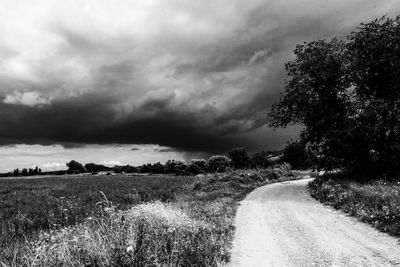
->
0;168;297;266
308;175;400;238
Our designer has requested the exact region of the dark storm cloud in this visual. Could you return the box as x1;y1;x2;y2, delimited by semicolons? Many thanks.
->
1;0;399;153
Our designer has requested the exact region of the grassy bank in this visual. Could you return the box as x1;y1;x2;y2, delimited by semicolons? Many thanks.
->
308;176;400;237
1;167;297;266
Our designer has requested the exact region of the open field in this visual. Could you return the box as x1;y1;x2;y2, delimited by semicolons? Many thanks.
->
0;174;194;265
308;176;400;238
0;168;298;266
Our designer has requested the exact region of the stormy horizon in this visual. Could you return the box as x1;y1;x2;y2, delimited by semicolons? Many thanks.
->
1;0;399;172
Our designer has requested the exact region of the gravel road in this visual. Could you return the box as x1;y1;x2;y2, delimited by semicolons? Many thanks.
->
229;178;400;267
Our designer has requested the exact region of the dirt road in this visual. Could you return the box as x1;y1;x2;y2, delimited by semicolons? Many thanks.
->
229;178;400;267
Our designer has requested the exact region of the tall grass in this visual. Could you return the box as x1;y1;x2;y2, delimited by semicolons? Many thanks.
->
308;175;400;237
23;201;228;266
1;167;298;266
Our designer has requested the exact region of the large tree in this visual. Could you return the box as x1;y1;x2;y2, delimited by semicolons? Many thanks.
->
270;15;400;178
346;16;400;175
270;38;351;169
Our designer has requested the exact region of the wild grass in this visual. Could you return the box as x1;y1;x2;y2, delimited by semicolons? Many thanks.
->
308;175;400;237
1;167;297;266
0;175;193;265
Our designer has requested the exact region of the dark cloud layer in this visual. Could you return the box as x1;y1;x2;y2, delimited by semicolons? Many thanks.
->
0;0;399;154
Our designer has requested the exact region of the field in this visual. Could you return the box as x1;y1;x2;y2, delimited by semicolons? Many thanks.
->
0;168;296;266
308;175;400;237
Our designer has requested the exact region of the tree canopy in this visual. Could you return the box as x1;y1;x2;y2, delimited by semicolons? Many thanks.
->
270;15;400;179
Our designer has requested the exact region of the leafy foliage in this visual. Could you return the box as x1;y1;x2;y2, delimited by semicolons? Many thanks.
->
66;160;86;174
270;15;400;179
281;141;312;169
208;156;231;173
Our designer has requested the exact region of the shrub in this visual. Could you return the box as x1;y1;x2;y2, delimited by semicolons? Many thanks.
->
208;156;230;173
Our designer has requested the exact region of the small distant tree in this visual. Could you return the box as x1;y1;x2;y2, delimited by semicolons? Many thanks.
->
249;151;271;169
66;160;86;174
228;148;250;169
121;165;137;173
186;159;206;175
187;162;202;175
21;168;28;176
150;162;165;173
208;155;230;173
186;159;207;175
191;159;207;169
85;163;110;173
281;141;310;169
13;168;19;176
165;160;188;174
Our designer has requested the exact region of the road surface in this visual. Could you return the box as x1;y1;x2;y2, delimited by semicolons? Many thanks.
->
229;178;400;267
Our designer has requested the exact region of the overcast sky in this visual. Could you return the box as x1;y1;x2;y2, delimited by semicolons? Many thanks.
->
0;0;399;172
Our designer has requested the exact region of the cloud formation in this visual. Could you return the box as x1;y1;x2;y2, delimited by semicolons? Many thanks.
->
3;91;52;106
0;0;399;154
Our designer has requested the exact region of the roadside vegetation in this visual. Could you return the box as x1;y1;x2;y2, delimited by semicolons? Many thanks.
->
0;146;299;266
308;175;400;237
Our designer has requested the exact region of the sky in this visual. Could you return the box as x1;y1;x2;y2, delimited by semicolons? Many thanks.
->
0;0;399;172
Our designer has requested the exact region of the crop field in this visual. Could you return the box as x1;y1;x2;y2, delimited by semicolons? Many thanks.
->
0;169;295;266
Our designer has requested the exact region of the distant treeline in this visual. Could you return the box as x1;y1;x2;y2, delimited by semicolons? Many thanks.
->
0;148;288;177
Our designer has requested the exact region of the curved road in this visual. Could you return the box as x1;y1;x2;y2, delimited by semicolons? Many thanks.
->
229;179;400;267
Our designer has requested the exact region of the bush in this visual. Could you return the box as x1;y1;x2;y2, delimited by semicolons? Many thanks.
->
208;156;230;173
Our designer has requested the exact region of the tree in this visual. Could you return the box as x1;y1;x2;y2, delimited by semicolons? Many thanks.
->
269;38;351;170
345;16;400;176
208;155;230;173
281;141;312;169
66;160;86;174
249;151;271;169
228;148;250;169
165;160;187;174
85;163;110;173
270;15;400;179
21;168;28;176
